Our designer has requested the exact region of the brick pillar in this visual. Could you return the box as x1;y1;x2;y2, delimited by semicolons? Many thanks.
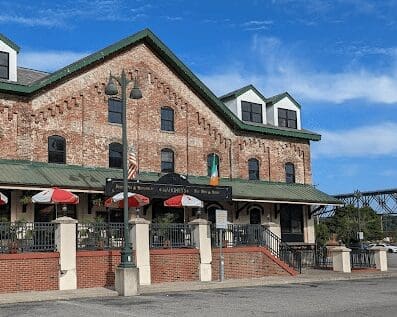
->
371;247;388;271
189;219;212;281
52;216;78;290
129;218;151;285
331;246;351;273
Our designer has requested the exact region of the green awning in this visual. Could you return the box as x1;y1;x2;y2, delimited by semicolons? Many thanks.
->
0;159;341;205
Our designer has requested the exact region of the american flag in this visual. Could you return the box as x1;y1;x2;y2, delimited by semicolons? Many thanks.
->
127;145;138;179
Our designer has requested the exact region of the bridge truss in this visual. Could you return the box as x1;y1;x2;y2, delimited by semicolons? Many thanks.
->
311;188;397;218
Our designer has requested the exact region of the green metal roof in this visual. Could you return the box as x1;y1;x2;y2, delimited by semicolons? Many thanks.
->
0;160;340;205
219;84;268;103
266;92;302;109
219;85;301;110
0;29;320;141
0;34;20;53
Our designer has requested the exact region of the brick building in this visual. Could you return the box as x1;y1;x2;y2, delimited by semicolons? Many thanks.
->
0;29;340;245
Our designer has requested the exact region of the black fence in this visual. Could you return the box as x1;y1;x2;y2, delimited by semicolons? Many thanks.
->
0;222;56;253
350;249;376;269
76;222;125;250
149;223;194;249
315;246;333;269
210;224;302;273
210;224;264;248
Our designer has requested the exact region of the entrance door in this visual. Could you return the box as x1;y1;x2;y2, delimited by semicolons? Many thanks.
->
280;204;304;242
250;208;261;224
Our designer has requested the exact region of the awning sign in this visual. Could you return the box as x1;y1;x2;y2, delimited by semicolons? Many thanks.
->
105;179;232;201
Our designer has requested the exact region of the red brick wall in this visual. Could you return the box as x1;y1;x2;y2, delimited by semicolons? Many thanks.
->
0;43;312;185
0;252;59;293
211;247;293;280
76;250;121;288
150;249;199;283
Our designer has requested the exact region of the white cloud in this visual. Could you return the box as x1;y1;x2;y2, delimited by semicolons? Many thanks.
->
19;51;91;72
0;1;150;28
199;35;397;104
312;122;397;158
0;15;61;27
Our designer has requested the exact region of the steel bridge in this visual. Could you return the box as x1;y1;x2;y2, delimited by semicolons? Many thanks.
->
312;188;397;217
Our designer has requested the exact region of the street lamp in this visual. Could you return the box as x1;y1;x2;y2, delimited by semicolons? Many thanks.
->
105;70;142;268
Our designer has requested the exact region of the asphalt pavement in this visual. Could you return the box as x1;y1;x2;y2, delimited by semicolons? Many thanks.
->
0;277;396;317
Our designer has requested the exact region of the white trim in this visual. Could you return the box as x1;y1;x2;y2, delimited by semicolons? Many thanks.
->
232;198;343;207
0;185;103;194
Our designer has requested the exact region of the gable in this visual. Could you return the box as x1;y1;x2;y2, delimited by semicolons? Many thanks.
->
0;29;320;141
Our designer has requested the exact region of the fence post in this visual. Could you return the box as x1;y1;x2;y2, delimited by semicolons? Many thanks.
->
189;219;212;282
370;247;388;271
331;246;351;273
52;216;78;290
129;218;151;285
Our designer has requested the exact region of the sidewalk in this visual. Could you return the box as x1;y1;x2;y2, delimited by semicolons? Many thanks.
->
1;269;396;305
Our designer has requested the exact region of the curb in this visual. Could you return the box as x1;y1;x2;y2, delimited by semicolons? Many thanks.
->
0;272;396;304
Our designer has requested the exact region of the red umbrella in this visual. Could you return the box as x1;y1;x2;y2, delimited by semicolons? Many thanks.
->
164;194;203;208
164;194;203;223
32;187;79;204
104;192;150;208
31;187;79;219
0;192;8;205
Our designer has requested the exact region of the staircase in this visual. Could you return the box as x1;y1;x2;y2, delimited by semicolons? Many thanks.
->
210;224;302;273
261;227;302;273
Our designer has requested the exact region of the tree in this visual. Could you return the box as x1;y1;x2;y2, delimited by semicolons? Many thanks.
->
315;222;330;247
326;205;382;246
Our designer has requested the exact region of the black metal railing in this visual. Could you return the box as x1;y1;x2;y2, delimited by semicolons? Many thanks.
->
149;223;194;249
76;223;125;250
210;224;302;273
315;246;333;269
0;222;56;253
350;249;375;269
262;227;302;273
210;224;264;247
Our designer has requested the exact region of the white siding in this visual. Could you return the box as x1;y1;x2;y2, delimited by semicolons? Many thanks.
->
0;40;17;82
236;89;267;123
270;97;301;130
223;98;238;117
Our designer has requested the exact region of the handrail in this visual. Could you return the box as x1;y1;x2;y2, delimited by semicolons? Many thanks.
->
209;224;301;273
261;226;302;273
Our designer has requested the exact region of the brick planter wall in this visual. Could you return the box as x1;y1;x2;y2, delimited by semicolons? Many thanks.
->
150;249;200;283
211;246;295;280
76;250;121;288
0;252;59;293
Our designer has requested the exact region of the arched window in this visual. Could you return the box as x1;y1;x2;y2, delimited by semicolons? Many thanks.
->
207;153;220;177
248;158;259;180
109;142;123;168
161;107;174;131
48;135;66;164
249;207;262;224
161;148;174;173
285;162;295;183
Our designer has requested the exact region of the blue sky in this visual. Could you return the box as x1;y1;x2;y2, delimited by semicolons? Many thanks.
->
1;0;396;195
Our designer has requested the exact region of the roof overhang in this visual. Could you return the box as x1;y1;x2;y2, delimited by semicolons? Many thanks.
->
232;198;344;207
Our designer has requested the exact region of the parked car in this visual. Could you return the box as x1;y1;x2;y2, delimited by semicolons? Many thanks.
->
368;243;397;253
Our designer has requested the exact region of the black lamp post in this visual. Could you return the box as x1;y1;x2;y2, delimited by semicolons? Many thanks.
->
105;70;142;268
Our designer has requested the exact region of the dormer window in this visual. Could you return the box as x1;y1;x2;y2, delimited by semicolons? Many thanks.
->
242;101;262;123
0;52;9;80
278;108;297;129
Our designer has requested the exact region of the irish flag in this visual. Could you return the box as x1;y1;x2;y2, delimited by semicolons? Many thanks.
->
209;154;219;186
